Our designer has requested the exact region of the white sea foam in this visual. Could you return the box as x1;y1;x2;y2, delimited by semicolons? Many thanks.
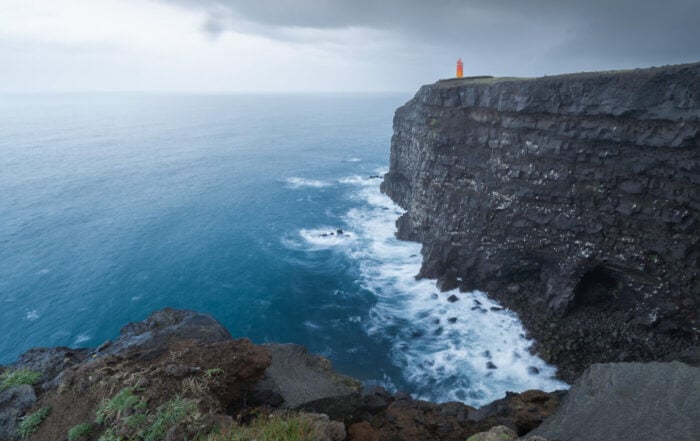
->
295;227;356;250
73;334;91;345
294;171;568;406
25;310;39;321
284;177;332;189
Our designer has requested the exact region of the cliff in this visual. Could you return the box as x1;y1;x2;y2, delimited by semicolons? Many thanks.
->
381;62;700;381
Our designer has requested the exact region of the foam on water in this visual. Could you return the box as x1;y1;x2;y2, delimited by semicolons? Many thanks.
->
300;173;568;405
73;334;92;345
284;177;333;189
285;227;357;251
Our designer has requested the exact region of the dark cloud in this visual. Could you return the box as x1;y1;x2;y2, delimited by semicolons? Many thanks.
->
164;0;700;74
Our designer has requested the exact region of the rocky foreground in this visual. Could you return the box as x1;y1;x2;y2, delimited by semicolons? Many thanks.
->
1;308;698;441
381;62;700;381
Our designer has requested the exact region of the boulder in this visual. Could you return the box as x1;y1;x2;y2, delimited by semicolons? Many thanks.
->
0;385;36;441
252;343;362;408
529;362;700;441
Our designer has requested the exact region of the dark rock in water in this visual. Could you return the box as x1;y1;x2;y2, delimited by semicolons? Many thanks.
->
483;350;492;359
447;294;459;303
473;299;482;306
336;229;344;235
253;343;362;409
447;317;458;324
527;366;541;375
490;307;504;312
369;175;381;179
380;62;700;381
100;308;232;359
530;362;700;441
0;385;36;441
486;361;498;369
410;330;425;338
329;232;334;235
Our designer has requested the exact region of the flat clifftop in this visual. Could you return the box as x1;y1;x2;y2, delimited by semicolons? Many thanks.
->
382;61;700;381
424;62;700;124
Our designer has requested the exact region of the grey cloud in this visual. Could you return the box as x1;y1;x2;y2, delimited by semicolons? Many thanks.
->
164;0;700;73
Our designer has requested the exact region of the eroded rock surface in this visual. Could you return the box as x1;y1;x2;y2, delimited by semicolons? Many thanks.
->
530;362;700;441
382;62;700;380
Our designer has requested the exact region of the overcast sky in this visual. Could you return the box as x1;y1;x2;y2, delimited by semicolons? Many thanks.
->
1;0;698;93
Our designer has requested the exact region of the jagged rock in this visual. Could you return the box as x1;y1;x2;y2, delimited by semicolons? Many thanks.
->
11;347;88;390
0;385;36;441
468;390;565;435
310;388;562;441
252;343;362;409
381;62;700;381
467;425;517;441
529;362;700;441
99;308;232;359
348;420;380;441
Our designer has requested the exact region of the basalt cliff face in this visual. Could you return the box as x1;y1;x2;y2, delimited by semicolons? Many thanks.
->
381;62;700;381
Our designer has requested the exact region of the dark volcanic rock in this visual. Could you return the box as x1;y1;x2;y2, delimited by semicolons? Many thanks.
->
252;343;363;409
100;307;233;359
0;385;36;441
530;362;700;441
10;347;89;391
310;388;563;441
381;62;700;381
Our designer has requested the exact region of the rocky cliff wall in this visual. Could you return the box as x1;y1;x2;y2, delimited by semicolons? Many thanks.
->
381;62;700;381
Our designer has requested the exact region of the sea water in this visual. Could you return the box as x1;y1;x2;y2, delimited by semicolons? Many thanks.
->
0;93;566;405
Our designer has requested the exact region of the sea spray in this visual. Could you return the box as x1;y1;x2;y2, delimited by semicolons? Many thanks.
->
296;172;568;406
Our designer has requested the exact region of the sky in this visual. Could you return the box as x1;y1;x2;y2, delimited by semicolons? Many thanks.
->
1;0;698;93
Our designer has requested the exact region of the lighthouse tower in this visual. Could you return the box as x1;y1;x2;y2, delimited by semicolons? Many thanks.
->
456;58;464;78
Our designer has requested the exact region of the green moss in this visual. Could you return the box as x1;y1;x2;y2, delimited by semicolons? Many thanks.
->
68;422;93;441
16;406;51;439
0;369;41;392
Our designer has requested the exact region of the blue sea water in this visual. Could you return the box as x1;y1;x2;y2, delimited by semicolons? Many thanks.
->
0;93;566;405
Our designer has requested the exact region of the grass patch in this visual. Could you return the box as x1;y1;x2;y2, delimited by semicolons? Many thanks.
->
142;397;196;441
16;406;51;439
0;368;41;392
97;428;125;441
96;387;144;425
68;422;93;441
203;368;224;380
205;413;319;441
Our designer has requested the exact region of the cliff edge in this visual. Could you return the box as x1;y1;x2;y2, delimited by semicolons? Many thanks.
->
382;62;700;381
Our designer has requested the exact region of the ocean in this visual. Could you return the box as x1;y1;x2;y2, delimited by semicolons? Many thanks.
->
0;93;566;406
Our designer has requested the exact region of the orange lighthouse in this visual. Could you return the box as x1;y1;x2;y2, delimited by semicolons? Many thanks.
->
456;58;464;78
